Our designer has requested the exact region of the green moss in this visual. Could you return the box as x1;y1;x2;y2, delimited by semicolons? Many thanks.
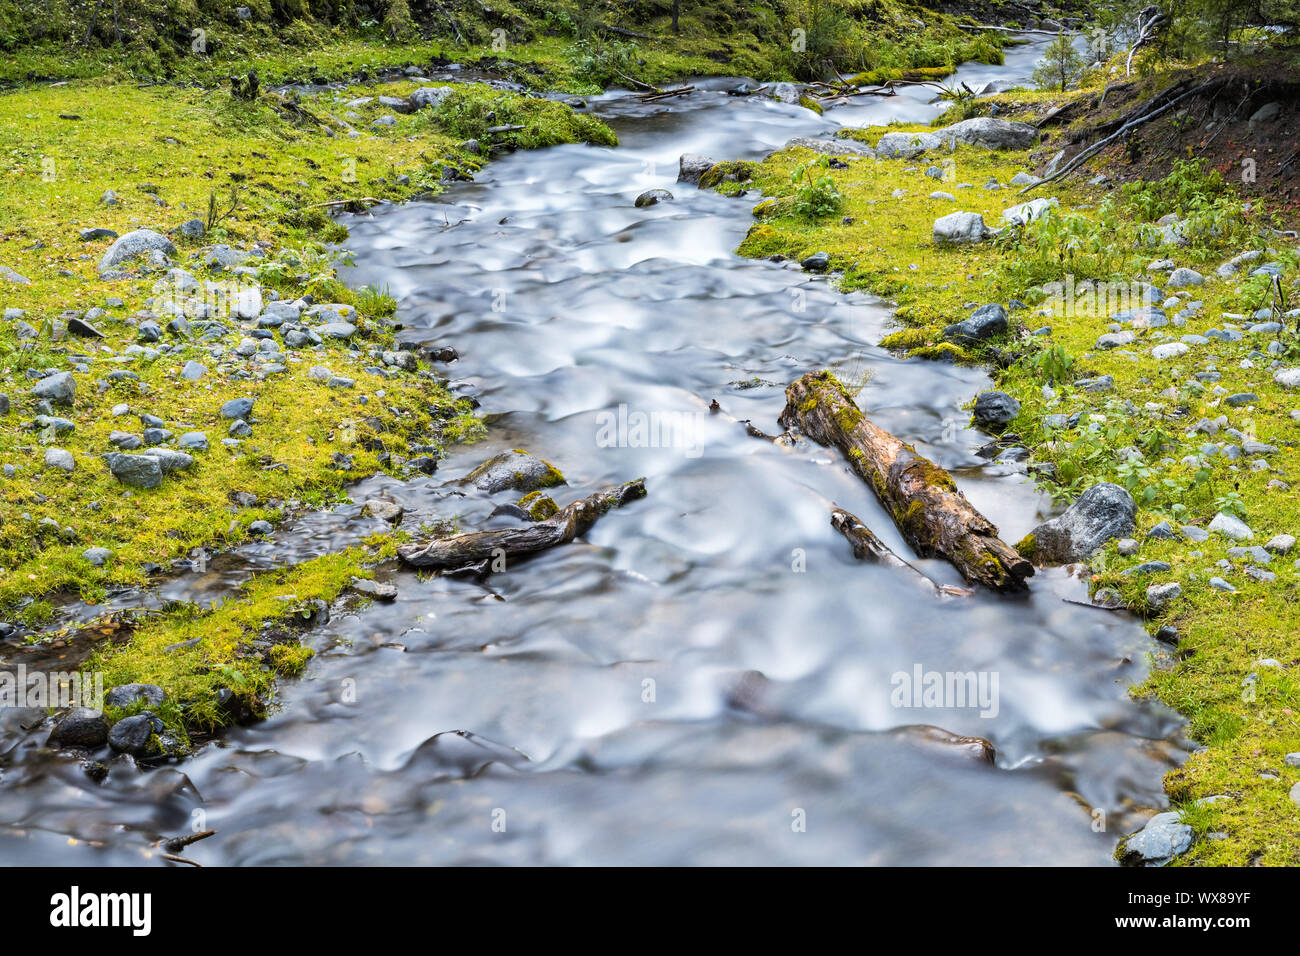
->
797;95;824;116
517;490;559;520
879;327;937;350
908;342;974;363
699;160;759;191
1014;533;1036;559
88;547;376;739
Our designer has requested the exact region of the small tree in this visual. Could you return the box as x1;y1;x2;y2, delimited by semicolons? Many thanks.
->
1033;32;1086;92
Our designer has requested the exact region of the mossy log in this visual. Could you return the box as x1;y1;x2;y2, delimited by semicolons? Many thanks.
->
831;507;972;600
397;479;646;571
779;371;1033;592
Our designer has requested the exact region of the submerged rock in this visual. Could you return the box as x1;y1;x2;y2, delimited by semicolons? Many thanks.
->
635;188;674;208
1018;482;1137;564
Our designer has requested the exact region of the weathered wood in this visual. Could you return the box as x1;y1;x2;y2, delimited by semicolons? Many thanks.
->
397;479;646;571
779;371;1033;592
831;507;972;599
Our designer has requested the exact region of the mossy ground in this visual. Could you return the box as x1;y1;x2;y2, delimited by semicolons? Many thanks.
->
0;71;616;737
720;93;1300;863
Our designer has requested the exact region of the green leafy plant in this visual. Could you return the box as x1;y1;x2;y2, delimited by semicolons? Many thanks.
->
790;154;841;218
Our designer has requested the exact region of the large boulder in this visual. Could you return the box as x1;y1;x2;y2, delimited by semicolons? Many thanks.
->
875;130;944;159
937;117;1039;149
97;229;176;274
1018;482;1137;564
932;211;989;244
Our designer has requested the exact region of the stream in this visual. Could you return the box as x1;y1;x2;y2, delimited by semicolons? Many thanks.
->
0;36;1190;865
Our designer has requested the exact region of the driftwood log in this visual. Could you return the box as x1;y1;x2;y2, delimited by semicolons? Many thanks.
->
831;507;972;599
779;371;1033;592
398;479;646;571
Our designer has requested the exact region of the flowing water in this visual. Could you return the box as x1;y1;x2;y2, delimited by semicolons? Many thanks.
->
0;37;1189;865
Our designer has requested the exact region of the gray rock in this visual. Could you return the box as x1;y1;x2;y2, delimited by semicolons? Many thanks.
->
1001;197;1057;226
107;712;165;756
31;371;75;406
801;252;831;273
1022;482;1137;564
972;390;1019;429
1166;267;1204;288
179;431;208;451
1265;534;1295;554
81;547;113;566
49;708;109;749
141;447;193;472
350;577;398;601
1248;101;1282;125
677;154;715;185
932;211;988;244
181;361;206;380
104;683;165;708
635;188;673;208
951;304;1008;345
319;321;356;339
463;450;565;494
362;499;404;523
936;117;1038;150
1147;582;1182;609
875;130;943;158
248;520;273;535
97;229;175;274
220;397;255;420
1120;811;1194;866
79;227;118;241
784;136;874;157
1208;511;1253;540
104;452;164;489
407;85;454;110
44;448;74;473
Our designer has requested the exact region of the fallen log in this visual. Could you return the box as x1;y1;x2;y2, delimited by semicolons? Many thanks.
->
831;507;972;599
397;479;647;571
779;371;1033;592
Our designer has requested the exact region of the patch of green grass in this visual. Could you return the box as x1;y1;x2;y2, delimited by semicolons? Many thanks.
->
88;546;378;739
0;77;617;613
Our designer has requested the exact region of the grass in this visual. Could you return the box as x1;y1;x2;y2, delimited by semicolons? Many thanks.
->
709;105;1300;864
89;542;391;743
0;71;617;738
